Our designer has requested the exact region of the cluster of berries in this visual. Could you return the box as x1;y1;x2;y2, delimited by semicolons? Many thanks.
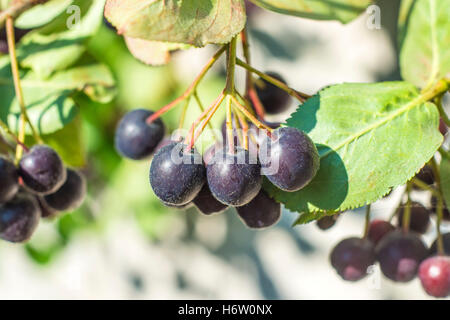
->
0;145;86;243
114;73;320;229
322;166;450;298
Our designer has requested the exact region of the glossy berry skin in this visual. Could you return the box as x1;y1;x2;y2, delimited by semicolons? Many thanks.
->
193;184;227;215
236;190;281;229
396;202;430;234
316;214;339;231
206;148;262;207
418;256;450;298
44;169;87;213
368;220;395;245
429;233;450;256
0;157;19;203
115;109;165;160
259;127;319;192
150;142;205;206
0;193;41;243
255;72;290;115
330;237;376;282
376;231;428;282
19;145;66;195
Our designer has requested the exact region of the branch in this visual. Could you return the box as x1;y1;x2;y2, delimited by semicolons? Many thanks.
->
0;0;49;30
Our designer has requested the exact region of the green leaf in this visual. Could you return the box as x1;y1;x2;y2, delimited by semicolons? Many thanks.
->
16;0;105;78
249;0;371;23
400;0;450;89
265;82;442;223
42;116;86;167
15;0;74;29
440;153;450;211
0;58;115;135
397;0;414;49
104;0;246;47
124;37;191;66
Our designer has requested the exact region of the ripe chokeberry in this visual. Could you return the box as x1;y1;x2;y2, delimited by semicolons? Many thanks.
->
255;72;291;115
236;190;281;229
330;237;376;281
396;202;430;234
193;184;228;215
429;233;450;256
367;219;395;245
206;148;261;206
415;166;435;185
0;157;19;204
418;256;450;298
0;192;41;243
259;127;319;192
19;145;66;195
376;231;428;282
43;169;87;213
115;109;165;160
150;142;205;206
316;214;339;231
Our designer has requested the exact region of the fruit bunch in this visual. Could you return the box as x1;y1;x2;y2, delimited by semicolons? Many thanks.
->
114;40;319;229
325;170;450;298
0;145;87;243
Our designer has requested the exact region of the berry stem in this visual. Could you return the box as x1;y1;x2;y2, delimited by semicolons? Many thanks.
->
193;91;219;141
178;97;190;130
429;157;445;255
146;45;226;124
0;118;29;152
6;16;42;162
411;177;439;196
236;58;311;102
363;204;371;239
402;182;412;233
230;95;273;134
226;96;234;153
240;28;266;119
233;107;247;149
225;37;237;94
434;95;450;127
186;92;225;151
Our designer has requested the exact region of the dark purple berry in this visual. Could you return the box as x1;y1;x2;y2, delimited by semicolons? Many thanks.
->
193;184;227;215
255;72;290;115
115;109;165;160
0;193;41;243
36;196;59;219
439;118;447;136
418;256;450;298
376;231;428;282
259;127;319;192
19;145;66;195
396;202;430;234
150;142;205;206
206;148;261;206
367;219;395;245
316;214;339;231
414;165;435;186
330;237;376;281
429;233;450;256
236;190;280;229
43;169;86;213
0;157;19;203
